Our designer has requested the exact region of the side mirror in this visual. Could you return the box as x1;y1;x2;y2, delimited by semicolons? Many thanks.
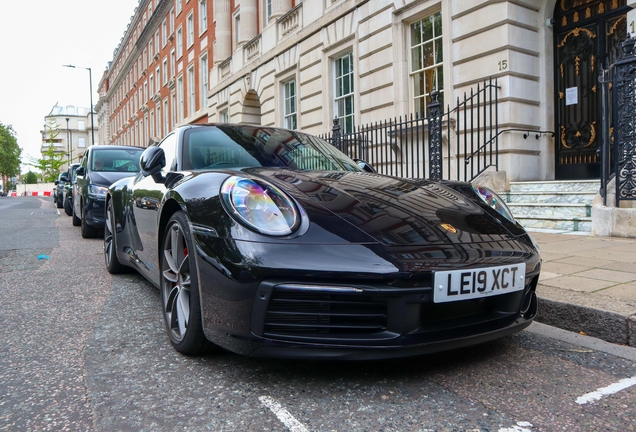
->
60;174;69;183
140;146;166;183
354;159;376;173
54;180;59;185
76;166;86;177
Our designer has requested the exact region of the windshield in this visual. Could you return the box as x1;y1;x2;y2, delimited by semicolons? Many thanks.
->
182;125;362;172
91;148;143;172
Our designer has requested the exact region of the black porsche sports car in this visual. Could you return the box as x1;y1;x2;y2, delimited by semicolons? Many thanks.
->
105;124;541;360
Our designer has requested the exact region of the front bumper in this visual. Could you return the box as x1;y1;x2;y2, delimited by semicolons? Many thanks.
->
84;197;106;227
194;236;541;360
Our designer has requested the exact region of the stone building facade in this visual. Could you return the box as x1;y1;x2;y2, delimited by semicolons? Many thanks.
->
41;104;96;173
96;0;636;186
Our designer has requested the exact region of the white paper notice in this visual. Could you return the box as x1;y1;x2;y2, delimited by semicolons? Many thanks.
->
565;87;578;106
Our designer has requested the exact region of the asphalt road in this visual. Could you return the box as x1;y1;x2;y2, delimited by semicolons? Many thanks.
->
1;196;635;431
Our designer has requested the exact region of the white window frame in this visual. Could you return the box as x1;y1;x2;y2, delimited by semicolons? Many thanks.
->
334;52;355;134
162;19;168;46
409;10;444;116
199;0;208;33
264;0;272;25
200;53;208;106
188;64;196;116
283;79;297;130
187;12;195;48
176;26;183;58
177;75;184;121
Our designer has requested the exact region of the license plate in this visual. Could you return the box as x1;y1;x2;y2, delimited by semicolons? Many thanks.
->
433;263;526;303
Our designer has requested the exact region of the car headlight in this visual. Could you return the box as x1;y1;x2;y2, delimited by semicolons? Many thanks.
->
220;176;301;236
88;184;108;199
471;184;515;223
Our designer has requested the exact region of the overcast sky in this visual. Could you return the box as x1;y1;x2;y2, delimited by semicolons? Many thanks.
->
0;0;141;169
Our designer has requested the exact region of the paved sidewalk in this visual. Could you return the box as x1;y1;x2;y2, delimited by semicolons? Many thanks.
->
530;230;636;347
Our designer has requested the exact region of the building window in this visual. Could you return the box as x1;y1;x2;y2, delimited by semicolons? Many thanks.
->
78;137;86;148
265;0;272;25
200;54;208;106
410;10;443;115
175;0;182;15
234;13;241;49
199;0;207;33
176;27;183;58
177;75;184;121
78;120;85;131
220;109;228;122
163;58;168;84
155;67;161;92
170;8;175;34
157;104;162;137
164;99;170;134
150;110;155;140
162;19;168;46
188;65;196;115
170;50;176;77
334;52;354;134
187;12;194;47
283;80;297;130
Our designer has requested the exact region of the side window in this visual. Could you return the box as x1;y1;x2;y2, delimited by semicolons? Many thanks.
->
159;133;178;172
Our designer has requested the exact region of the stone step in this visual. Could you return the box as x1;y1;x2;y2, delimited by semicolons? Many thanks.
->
507;202;592;219
515;216;592;232
509;180;600;194
503;191;596;204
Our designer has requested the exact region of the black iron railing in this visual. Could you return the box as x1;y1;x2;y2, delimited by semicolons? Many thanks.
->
322;78;501;182
599;34;636;206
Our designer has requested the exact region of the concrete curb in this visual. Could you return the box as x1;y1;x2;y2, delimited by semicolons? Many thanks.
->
536;297;635;347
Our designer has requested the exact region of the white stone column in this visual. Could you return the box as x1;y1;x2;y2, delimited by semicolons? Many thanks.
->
215;0;231;61
270;0;292;21
239;0;257;44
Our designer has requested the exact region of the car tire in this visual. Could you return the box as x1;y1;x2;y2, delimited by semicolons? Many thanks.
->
72;204;81;226
81;210;98;238
64;198;72;216
104;200;126;274
56;194;64;208
160;211;216;355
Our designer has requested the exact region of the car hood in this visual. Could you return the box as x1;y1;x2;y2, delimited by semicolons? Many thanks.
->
90;171;138;187
241;169;518;247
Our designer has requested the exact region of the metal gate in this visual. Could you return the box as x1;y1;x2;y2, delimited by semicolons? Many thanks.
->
553;0;628;180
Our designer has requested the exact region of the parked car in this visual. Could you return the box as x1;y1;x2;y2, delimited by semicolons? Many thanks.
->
63;163;81;216
104;124;541;359
53;172;69;208
73;145;144;238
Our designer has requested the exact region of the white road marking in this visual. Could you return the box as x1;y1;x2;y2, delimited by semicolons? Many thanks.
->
576;376;636;405
259;395;309;432
499;421;533;432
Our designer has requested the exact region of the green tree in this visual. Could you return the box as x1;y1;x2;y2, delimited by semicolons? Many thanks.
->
25;171;38;184
26;118;65;182
0;122;22;192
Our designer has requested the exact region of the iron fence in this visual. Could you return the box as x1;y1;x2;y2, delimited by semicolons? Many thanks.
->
321;78;501;182
599;34;636;206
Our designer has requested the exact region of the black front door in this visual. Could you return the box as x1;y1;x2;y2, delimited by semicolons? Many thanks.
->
554;0;628;180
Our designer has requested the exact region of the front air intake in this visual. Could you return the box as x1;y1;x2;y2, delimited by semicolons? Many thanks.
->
263;285;387;340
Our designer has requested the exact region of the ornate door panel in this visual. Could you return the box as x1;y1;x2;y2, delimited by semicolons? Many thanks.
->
554;0;627;180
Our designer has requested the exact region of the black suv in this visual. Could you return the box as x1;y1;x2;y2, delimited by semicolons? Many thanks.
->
63;163;81;216
53;172;69;208
73;145;144;238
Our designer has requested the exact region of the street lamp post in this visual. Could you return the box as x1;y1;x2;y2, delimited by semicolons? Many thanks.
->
62;64;95;147
65;117;70;169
